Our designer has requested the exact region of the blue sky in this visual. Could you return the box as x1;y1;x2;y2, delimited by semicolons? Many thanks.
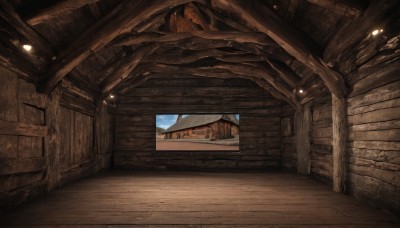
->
156;114;240;130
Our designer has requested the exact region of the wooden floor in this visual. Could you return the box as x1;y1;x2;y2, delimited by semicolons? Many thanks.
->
1;171;398;227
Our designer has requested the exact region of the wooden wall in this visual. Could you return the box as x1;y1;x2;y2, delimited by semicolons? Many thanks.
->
0;66;114;210
346;58;400;214
310;94;333;182
281;104;296;170
0;66;47;210
114;75;285;170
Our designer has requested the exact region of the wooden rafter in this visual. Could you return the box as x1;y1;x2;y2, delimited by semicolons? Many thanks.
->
100;45;159;99
25;0;100;25
212;0;346;98
323;0;398;67
127;63;300;109
306;0;363;18
0;0;54;65
112;31;276;47
149;62;298;107
39;0;202;94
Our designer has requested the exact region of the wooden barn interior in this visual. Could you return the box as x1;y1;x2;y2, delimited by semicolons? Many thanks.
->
0;0;399;226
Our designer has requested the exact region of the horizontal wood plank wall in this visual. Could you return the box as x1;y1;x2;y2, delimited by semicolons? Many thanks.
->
310;94;333;182
281;104;296;170
0;66;47;210
114;75;285;170
346;58;400;215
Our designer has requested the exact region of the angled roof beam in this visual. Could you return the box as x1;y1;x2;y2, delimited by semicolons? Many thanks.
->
0;0;54;63
142;64;300;107
100;44;159;100
39;0;201;94
112;31;276;47
212;0;346;98
25;0;100;25
306;0;363;18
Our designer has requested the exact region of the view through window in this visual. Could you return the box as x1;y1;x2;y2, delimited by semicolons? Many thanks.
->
156;114;240;151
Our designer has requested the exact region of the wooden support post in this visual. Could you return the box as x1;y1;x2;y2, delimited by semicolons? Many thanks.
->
295;103;311;174
332;95;346;192
44;84;62;191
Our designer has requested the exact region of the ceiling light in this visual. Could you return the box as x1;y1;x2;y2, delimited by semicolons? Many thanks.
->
109;94;115;99
22;44;32;51
299;89;304;94
371;29;383;36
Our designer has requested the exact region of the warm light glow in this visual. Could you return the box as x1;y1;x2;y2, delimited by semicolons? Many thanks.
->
299;89;304;94
109;94;115;99
103;100;107;104
22;44;32;51
371;29;383;36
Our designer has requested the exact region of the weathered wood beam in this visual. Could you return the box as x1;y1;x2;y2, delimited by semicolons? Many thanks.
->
44;84;62;191
0;0;53;65
135;11;169;33
0;42;39;81
25;0;100;25
112;31;276;47
100;45;159;99
212;0;346;98
197;4;252;32
267;59;300;88
295;103;311;174
0;120;48;137
39;0;199;94
323;0;398;67
306;0;363;18
332;95;346;192
0;158;46;175
213;63;296;102
140;63;300;109
146;48;245;65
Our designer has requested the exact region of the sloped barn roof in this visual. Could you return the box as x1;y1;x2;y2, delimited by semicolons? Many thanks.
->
164;114;239;133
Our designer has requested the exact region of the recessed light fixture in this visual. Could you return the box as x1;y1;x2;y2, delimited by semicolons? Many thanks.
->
22;44;32;51
299;89;304;94
109;94;115;99
371;29;383;36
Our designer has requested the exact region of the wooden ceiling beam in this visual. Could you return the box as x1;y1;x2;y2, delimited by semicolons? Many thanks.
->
0;0;54;63
25;0;100;25
267;59;300;88
323;0;398;68
100;44;159;99
39;0;200;94
139;63;300;109
306;0;363;18
212;0;346;98
112;31;276;47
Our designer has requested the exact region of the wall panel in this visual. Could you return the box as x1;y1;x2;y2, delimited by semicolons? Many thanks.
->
114;75;285;170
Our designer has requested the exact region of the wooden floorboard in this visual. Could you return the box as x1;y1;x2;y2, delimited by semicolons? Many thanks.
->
0;171;398;227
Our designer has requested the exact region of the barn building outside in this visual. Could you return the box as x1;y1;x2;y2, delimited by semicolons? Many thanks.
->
163;114;239;140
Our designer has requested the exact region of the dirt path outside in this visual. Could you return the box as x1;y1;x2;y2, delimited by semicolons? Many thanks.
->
156;140;239;151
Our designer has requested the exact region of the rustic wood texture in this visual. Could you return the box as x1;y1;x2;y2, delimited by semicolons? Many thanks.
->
306;0;363;18
295;103;311;174
39;0;199;94
25;0;100;25
0;171;398;226
345;50;400;214
0;66;47;210
114;75;284;170
310;95;333;182
281;105;296;170
332;95;346;193
212;0;347;98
